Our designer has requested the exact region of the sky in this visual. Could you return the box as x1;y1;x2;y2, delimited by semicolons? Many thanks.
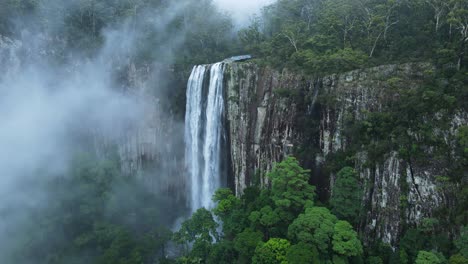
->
214;0;274;26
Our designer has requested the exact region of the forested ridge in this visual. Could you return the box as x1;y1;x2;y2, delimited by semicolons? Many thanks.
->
0;0;467;264
2;0;467;71
240;0;468;74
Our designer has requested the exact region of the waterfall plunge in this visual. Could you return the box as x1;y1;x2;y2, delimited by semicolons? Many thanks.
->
185;63;226;212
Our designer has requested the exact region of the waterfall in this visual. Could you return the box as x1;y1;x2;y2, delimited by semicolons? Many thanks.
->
184;62;225;212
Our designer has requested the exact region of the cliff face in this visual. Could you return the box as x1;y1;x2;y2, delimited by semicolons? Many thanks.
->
224;63;307;193
223;62;466;245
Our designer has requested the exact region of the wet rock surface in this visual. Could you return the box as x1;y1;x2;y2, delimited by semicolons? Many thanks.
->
223;62;466;246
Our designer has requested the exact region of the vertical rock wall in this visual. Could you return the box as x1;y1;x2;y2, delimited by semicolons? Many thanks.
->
224;63;307;194
223;62;465;245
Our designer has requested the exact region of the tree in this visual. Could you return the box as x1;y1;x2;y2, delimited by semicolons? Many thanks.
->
286;242;320;264
252;238;291;264
448;0;468;70
330;167;362;224
449;254;468;264
206;241;237;264
424;0;449;32
249;206;281;239
268;157;316;222
320;0;360;48
332;221;363;257
358;0;400;57
457;126;468;159
415;251;443;264
173;208;219;257
368;256;384;264
281;22;305;53
213;188;246;239
234;229;264;264
288;207;337;254
239;16;265;55
10;152;173;264
455;226;468;258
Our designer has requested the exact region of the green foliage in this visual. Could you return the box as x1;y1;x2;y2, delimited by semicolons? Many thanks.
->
332;221;363;257
10;152;173;264
457;126;468;158
206;241;237;264
415;251;444;264
241;0;468;73
179;158;365;263
286;242;320;264
249;205;281;238
252;238;291;264
400;249;410;264
294;48;369;75
449;254;468;264
455;227;468;258
400;229;430;262
268;157;316;222
234;229;264;263
368;256;384;264
173;208;219;245
330;167;362;224
288;207;337;254
173;208;219;262
212;188;247;239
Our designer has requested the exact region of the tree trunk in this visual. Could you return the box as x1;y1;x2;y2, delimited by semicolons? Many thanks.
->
457;39;466;71
284;33;299;52
369;32;382;58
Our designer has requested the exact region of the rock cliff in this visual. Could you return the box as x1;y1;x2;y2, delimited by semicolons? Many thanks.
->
223;62;466;246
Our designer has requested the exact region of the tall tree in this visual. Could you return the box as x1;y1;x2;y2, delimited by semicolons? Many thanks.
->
448;0;468;69
330;167;362;225
288;207;337;255
267;157;316;222
252;238;291;264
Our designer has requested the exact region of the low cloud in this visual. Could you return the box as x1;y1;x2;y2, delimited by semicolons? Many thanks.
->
214;0;274;27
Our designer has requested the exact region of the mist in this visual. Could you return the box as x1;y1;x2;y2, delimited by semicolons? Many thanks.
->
0;0;232;262
214;0;274;26
0;24;145;264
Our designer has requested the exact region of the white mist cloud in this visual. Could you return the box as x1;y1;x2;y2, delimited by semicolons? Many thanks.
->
0;0;235;261
214;0;274;26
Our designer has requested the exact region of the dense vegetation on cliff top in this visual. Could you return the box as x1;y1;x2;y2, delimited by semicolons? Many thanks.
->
0;0;467;263
2;0;467;71
241;0;468;74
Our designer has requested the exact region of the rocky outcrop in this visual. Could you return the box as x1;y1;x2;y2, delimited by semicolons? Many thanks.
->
223;62;465;246
224;63;308;193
